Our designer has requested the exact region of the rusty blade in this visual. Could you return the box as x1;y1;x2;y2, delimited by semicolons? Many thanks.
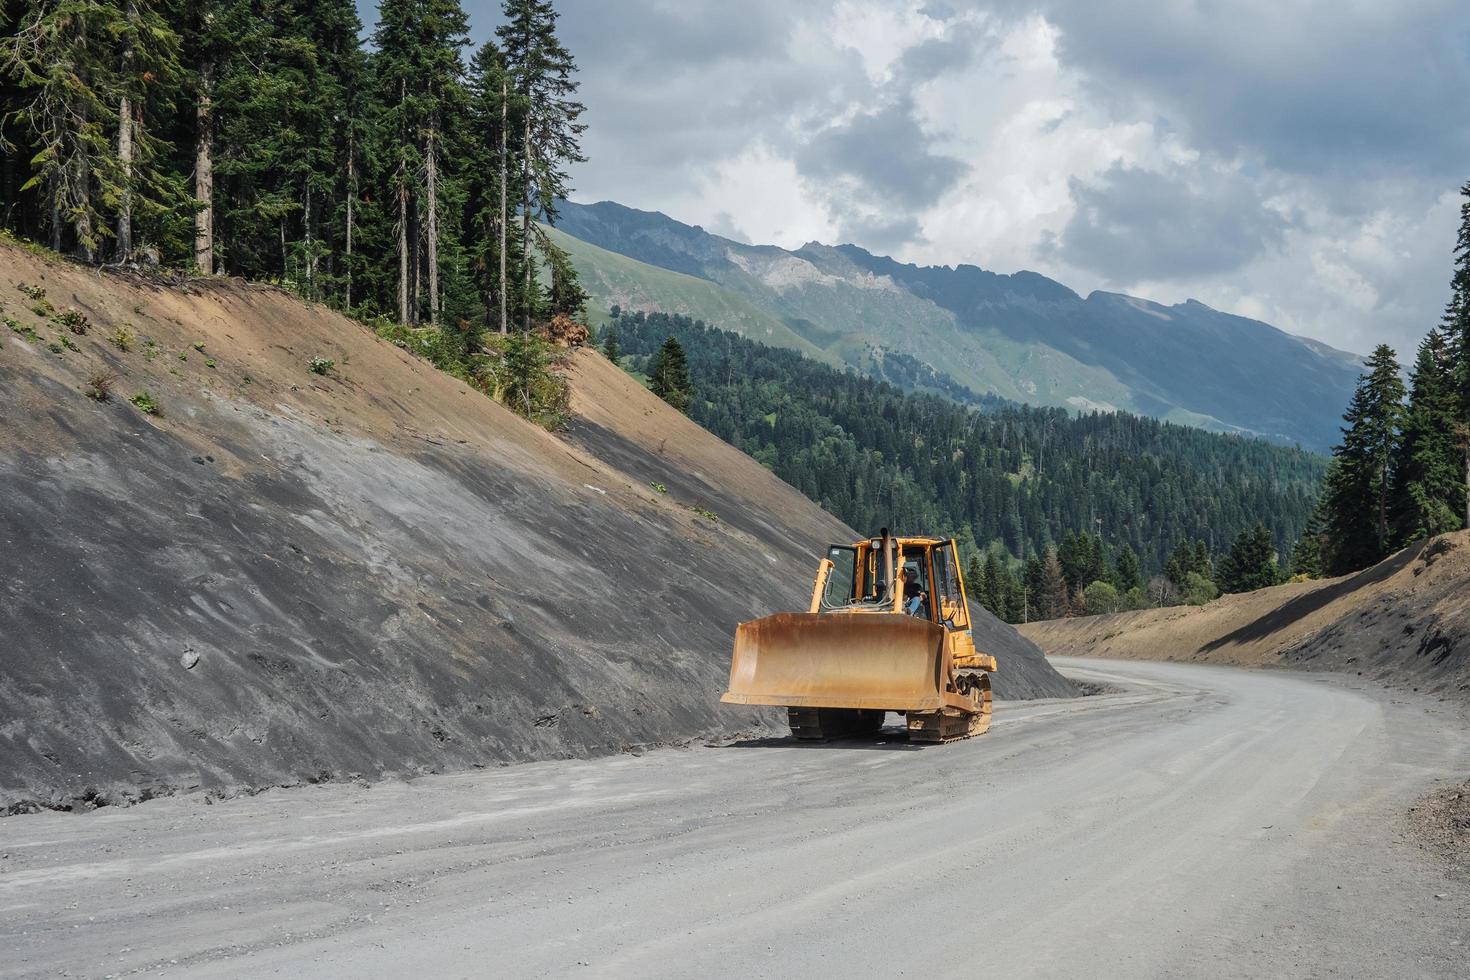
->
720;612;966;712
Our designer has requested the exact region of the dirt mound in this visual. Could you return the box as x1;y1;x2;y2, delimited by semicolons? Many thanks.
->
1021;532;1470;700
1407;779;1470;874
0;243;1074;812
542;312;590;346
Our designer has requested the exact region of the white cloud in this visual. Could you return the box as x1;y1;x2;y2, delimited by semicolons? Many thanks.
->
830;0;950;83
662;144;841;248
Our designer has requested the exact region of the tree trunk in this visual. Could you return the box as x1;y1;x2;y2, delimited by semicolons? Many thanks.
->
522;112;532;333
498;77;508;335
345;146;354;309
2;139;16;231
397;171;409;324
49;177;61;252
194;62;214;274
1464;443;1469;530
425;127;439;327
115;3;136;262
1379;458;1389;553
115;96;133;261
74;150;93;263
303;180;314;300
410;196;420;325
396;78;410;325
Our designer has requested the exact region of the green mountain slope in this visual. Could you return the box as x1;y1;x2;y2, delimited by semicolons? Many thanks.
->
544;227;830;362
612;309;1326;593
553;200;1364;451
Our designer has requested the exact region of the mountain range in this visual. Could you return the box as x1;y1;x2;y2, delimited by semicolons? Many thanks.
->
549;200;1364;451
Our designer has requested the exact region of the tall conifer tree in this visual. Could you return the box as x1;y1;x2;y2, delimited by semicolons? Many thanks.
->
1391;329;1462;542
497;0;584;331
1447;182;1470;529
1321;345;1405;573
374;0;469;324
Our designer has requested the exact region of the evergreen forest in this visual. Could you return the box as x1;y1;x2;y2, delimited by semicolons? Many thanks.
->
610;309;1327;620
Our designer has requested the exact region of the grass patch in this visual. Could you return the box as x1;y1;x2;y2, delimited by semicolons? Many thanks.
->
129;391;161;416
84;370;116;401
371;320;574;430
308;356;335;375
55;308;89;334
109;326;137;351
6;316;41;344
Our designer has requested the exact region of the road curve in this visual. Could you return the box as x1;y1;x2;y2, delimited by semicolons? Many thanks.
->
2;658;1468;979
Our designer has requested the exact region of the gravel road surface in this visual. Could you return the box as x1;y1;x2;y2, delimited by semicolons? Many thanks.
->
3;658;1467;979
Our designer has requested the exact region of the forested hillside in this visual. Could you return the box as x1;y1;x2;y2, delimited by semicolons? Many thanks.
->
0;0;585;357
609;311;1326;590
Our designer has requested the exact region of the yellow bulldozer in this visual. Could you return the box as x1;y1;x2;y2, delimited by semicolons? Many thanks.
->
722;530;996;742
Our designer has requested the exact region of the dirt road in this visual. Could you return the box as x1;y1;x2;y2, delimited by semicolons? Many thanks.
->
3;658;1467;979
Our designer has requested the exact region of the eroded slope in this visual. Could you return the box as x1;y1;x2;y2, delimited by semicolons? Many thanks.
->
1021;532;1470;701
0;245;1072;811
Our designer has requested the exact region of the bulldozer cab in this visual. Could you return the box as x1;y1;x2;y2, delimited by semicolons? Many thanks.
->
818;537;971;631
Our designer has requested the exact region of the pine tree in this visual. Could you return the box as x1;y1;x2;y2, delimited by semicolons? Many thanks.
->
1293;511;1328;578
373;0;470;325
981;551;1004;616
497;0;585;332
1022;554;1043;623
995;561;1021;623
184;1;228;274
542;236;586;319
466;38;515;330
1164;538;1210;590
2;0;183;260
212;0;360;289
1216;524;1281;593
1321;345;1405;574
1391;329;1462;543
967;553;991;611
1446;182;1470;530
1057;531;1104;594
1036;548;1068;620
602;324;620;363
1193;540;1211;580
648;335;691;412
1113;545;1143;593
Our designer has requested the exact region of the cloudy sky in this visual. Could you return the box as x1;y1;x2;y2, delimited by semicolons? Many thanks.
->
453;0;1470;356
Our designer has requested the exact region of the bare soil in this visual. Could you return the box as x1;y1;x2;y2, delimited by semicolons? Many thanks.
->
1408;779;1470;875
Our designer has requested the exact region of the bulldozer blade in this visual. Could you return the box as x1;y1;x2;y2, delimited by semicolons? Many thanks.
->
721;612;971;713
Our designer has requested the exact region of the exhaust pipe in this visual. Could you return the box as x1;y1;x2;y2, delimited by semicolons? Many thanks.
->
808;558;834;613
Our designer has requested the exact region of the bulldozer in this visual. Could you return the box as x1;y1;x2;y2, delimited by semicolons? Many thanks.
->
721;530;996;742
